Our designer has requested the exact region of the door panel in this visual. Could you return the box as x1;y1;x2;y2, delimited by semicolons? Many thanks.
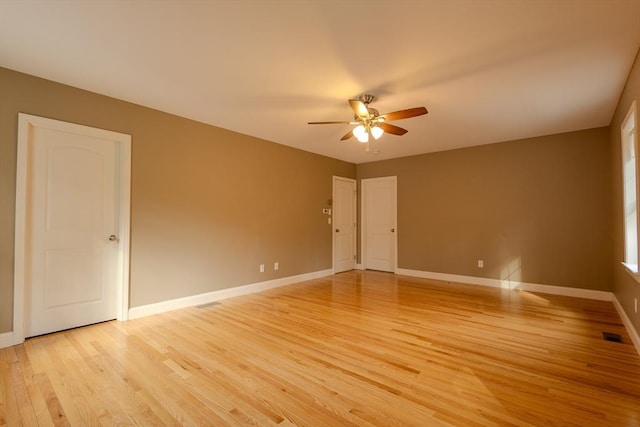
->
44;248;104;307
26;126;118;337
46;146;106;230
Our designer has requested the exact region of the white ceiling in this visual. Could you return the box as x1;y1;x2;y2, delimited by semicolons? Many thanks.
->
1;1;639;164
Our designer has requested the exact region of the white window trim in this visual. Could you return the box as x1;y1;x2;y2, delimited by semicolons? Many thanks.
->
622;100;639;283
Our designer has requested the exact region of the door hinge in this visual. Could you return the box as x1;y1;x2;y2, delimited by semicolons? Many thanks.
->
354;254;357;260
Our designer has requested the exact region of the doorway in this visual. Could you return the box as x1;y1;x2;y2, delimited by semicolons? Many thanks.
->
13;114;131;341
361;176;397;272
333;176;356;273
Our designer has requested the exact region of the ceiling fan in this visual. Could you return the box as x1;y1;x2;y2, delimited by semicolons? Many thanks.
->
308;94;428;152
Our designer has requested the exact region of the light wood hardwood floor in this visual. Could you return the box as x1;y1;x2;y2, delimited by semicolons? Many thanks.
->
1;270;640;426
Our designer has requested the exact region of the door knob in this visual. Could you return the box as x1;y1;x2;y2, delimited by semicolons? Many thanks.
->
336;229;340;233
109;235;119;242
391;229;395;232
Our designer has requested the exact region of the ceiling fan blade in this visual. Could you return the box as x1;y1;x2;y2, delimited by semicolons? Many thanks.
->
378;122;408;136
379;107;428;122
349;99;370;119
340;130;354;140
308;121;352;125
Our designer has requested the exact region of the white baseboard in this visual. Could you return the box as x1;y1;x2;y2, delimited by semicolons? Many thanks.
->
612;295;640;356
395;268;613;301
0;332;15;349
128;268;334;320
6;267;638;358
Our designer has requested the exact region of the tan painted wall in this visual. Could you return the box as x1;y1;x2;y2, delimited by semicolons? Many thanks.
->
1;63;630;337
358;127;612;291
0;67;355;333
610;48;640;338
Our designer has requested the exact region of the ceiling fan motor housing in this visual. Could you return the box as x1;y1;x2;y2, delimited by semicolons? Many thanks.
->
354;108;380;121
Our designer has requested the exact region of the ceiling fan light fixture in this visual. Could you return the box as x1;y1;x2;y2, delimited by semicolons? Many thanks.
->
308;95;428;151
353;125;369;143
371;126;384;140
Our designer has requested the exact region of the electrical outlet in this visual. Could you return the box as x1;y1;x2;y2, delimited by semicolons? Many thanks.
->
477;260;484;268
259;264;264;273
274;262;279;271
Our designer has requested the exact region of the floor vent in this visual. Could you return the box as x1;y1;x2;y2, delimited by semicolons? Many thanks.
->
602;332;623;343
196;301;221;309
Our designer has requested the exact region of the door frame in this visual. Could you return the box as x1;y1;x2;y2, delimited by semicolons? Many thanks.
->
13;113;131;344
332;176;357;272
361;176;397;272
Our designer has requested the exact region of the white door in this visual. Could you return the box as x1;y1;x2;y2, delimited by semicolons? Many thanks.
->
17;115;130;338
362;177;397;272
333;177;356;273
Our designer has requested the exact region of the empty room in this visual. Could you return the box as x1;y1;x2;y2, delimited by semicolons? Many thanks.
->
1;1;640;425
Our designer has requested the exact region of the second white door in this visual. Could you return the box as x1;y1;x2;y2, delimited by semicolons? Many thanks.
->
362;177;397;272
